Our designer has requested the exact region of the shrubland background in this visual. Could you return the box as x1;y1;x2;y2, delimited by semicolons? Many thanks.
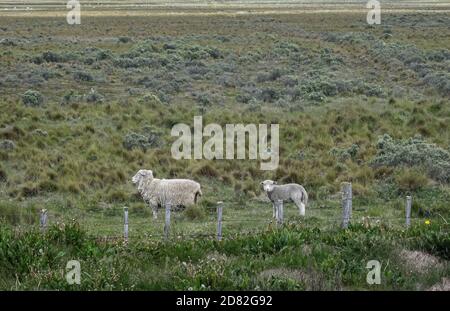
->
0;2;449;290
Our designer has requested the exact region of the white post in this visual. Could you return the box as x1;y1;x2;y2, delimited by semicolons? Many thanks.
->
123;206;129;244
164;202;171;240
217;201;223;241
405;196;412;228
276;200;283;225
40;209;48;231
341;182;351;229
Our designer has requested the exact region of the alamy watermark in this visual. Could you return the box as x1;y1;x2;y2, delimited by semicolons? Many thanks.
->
66;260;81;285
67;0;81;25
367;0;381;25
366;260;381;285
171;116;279;170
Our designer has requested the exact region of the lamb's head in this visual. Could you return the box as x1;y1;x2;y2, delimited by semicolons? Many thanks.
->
261;180;277;192
132;169;154;187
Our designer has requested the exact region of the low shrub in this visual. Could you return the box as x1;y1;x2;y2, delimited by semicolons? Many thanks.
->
330;144;359;162
22;90;44;107
60;90;83;105
123;127;163;152
371;134;450;183
73;70;93;82
0;140;15;151
118;36;132;43
85;88;104;103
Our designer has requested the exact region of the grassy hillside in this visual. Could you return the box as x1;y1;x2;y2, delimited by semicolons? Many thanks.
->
0;8;449;290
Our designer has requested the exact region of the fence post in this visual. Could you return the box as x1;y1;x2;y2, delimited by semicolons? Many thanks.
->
348;182;352;220
405;195;412;228
164;202;171;240
341;182;352;229
217;201;223;241
40;209;48;232
123;206;129;244
276;200;283;226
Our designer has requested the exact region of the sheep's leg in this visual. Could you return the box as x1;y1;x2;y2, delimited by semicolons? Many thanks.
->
293;198;306;216
299;202;305;216
272;202;277;219
149;204;157;219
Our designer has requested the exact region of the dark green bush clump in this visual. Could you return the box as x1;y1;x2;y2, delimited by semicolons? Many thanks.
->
22;90;44;106
0;139;15;151
73;71;94;82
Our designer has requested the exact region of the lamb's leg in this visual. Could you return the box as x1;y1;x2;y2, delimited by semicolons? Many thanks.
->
149;203;157;219
293;198;306;216
272;202;277;219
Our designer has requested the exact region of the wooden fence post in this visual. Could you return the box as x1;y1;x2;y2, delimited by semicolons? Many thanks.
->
341;182;352;229
348;182;352;220
405;195;412;228
40;209;48;232
276;200;283;225
123;206;129;244
217;201;223;241
164;202;171;240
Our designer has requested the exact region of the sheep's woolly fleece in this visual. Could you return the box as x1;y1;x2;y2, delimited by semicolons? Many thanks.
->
132;169;202;212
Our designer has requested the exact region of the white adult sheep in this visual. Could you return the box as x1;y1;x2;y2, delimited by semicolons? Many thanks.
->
261;180;308;218
132;169;202;219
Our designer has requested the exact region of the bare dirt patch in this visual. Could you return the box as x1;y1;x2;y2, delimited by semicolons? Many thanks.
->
400;249;444;273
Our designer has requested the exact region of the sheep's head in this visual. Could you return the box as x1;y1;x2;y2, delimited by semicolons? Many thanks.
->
132;169;153;186
260;180;276;192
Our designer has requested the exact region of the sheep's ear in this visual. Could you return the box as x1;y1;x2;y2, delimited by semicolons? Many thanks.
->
274;181;277;185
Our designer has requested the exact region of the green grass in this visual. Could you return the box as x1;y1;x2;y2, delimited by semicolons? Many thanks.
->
0;220;448;290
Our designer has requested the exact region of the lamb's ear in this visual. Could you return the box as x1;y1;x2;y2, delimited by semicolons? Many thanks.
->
274;181;277;185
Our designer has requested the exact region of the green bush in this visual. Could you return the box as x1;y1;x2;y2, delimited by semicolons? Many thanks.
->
85;88;104;103
371;135;450;183
330;144;359;162
73;70;93;82
0;139;15;151
123;128;163;151
22;90;44;106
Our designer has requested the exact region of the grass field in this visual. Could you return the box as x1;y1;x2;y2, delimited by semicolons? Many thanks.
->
0;1;449;290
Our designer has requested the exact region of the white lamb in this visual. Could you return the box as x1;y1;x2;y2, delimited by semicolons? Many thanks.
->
132;169;202;219
261;180;308;217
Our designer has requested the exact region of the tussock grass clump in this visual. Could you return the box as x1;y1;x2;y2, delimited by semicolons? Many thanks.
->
193;163;220;178
395;168;429;192
0;202;38;226
184;205;205;221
